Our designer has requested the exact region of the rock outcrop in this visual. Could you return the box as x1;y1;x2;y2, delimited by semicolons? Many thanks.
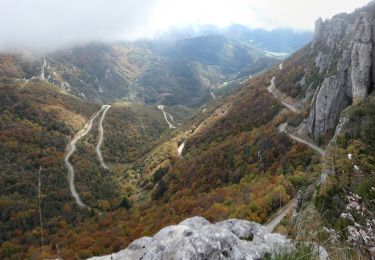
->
308;4;375;139
351;12;372;104
315;52;332;74
307;76;349;139
89;217;294;260
312;18;324;48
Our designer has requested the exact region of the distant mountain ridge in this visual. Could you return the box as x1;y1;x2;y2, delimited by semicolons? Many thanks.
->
1;35;278;107
156;24;313;54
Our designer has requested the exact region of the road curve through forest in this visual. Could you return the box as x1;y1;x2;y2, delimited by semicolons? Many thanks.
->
265;76;326;232
278;123;325;157
96;105;111;169
267;76;300;113
157;105;176;129
64;105;108;207
288;132;325;156
265;199;296;232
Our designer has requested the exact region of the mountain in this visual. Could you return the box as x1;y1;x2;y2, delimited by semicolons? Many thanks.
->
0;35;277;108
156;24;313;54
1;2;375;260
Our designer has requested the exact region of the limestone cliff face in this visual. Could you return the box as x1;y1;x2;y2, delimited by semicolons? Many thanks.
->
307;3;375;139
89;217;294;260
307;77;348;137
351;12;372;105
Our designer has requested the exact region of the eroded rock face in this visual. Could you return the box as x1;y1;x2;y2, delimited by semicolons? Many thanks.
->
315;52;332;75
312;15;350;53
89;217;294;260
307;77;348;139
351;12;372;105
308;5;375;139
312;18;325;48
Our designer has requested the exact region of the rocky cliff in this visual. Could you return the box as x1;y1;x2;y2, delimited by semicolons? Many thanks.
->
89;217;295;260
307;3;375;139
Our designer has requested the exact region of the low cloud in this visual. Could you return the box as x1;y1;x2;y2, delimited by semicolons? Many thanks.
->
0;0;371;53
0;0;157;53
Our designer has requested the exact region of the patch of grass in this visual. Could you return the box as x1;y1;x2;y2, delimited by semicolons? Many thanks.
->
265;243;318;260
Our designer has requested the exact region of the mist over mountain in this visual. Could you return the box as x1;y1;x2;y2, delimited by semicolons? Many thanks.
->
0;27;310;107
156;24;313;53
0;0;366;53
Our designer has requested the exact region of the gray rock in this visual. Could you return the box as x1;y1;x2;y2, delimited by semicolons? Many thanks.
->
307;76;348;139
312;18;325;48
312;15;350;52
308;7;375;139
325;17;348;51
354;12;372;43
315;52;332;75
351;13;372;105
89;217;294;260
337;49;353;99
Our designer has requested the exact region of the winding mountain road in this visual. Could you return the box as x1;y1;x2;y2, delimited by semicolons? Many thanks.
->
264;75;326;232
96;105;111;169
265;199;296;232
278;123;325;156
157;105;176;129
267;76;300;113
64;105;108;207
288;131;325;156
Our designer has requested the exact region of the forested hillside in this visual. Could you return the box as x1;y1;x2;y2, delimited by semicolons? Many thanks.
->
0;78;176;258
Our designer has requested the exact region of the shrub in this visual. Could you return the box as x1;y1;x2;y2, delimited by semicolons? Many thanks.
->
151;179;168;200
119;196;132;209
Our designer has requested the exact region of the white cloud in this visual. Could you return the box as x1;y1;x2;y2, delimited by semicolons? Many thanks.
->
150;0;371;31
0;0;157;53
0;0;371;53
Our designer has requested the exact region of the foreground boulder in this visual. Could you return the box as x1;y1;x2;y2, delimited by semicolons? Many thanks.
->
89;216;293;260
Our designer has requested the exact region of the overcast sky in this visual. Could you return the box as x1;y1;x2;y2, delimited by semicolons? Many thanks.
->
0;0;371;53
